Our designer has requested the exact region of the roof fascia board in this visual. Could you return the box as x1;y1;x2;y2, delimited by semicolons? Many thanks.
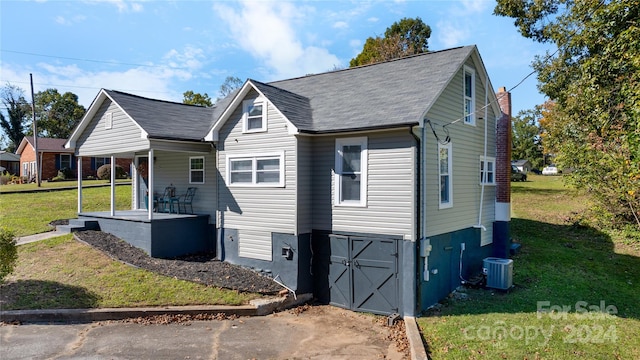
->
15;137;30;154
205;80;299;142
65;89;149;149
66;89;108;149
297;123;418;137
467;47;502;118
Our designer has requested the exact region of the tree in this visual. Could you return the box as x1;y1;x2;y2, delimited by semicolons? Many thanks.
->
350;17;431;67
511;107;544;170
495;0;640;229
32;89;86;139
0;84;29;152
218;76;243;100
183;90;213;107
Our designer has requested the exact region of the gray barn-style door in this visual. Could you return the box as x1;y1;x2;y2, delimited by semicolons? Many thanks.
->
328;235;399;315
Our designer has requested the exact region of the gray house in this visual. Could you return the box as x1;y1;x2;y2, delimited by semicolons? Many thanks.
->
66;45;512;316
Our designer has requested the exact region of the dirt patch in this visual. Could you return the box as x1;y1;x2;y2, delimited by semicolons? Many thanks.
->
74;230;284;294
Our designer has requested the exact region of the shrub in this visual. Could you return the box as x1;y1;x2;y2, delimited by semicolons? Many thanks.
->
97;164;127;180
0;172;10;185
0;227;18;282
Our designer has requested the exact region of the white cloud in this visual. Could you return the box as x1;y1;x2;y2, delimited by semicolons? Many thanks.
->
333;21;348;29
437;21;469;48
213;0;341;79
0;46;208;108
84;0;144;13
460;0;490;14
367;17;379;23
55;16;70;25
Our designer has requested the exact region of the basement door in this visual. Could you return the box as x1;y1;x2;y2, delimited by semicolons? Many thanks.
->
328;235;399;315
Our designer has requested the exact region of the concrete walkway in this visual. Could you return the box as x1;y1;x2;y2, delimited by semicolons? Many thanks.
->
16;230;68;245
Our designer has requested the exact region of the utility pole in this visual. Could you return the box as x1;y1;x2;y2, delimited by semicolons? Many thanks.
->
30;73;41;187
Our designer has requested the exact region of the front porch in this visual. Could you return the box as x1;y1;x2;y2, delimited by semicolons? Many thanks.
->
79;210;215;258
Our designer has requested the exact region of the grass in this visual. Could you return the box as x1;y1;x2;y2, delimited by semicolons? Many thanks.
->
0;178;130;193
0;185;131;237
0;182;257;309
1;235;258;310
417;174;640;359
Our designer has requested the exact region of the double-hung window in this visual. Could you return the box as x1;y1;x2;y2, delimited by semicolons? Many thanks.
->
190;156;205;184
438;142;453;209
463;66;475;125
479;156;496;185
60;154;72;170
95;157;110;170
242;98;267;133
335;137;367;206
227;152;284;187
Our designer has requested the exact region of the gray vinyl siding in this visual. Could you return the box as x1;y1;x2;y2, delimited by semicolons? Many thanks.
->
217;91;297;261
424;58;498;241
311;130;415;240
297;136;313;234
148;150;216;222
76;99;148;156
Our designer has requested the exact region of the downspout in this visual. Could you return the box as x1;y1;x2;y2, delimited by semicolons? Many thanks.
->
77;156;82;213
148;149;154;221
475;75;489;231
110;155;116;216
414;121;430;283
408;126;422;317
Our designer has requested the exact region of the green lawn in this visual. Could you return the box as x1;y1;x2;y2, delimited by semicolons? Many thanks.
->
0;178;130;193
1;235;258;310
0;184;131;237
417;175;640;359
0;183;260;309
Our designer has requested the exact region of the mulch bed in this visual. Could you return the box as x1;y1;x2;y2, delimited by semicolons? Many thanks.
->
74;230;284;295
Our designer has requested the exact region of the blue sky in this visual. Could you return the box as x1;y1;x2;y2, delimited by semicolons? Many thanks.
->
1;0;554;118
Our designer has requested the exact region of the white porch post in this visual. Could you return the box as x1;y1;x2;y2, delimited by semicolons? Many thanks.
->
148;149;154;221
110;155;116;216
77;156;83;213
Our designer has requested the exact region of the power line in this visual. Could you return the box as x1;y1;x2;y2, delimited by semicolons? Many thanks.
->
1;49;190;70
0;79;175;97
439;0;605;131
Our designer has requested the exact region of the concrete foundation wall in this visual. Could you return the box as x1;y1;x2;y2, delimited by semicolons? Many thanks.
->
218;228;313;293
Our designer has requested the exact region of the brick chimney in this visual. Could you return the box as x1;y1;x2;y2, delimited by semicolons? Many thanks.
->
494;87;512;258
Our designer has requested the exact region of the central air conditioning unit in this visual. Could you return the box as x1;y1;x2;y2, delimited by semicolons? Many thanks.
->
483;257;513;290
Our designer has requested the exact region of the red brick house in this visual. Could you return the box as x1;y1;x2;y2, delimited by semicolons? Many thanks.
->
16;136;132;181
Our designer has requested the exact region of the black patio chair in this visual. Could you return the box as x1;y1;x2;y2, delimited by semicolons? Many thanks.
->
178;187;197;214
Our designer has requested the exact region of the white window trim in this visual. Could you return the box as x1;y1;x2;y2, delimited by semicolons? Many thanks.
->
334;137;368;207
438;142;453;209
226;151;285;187
60;154;72;170
463;66;476;126
480;156;496;185
242;98;267;133
105;112;113;130
189;156;205;184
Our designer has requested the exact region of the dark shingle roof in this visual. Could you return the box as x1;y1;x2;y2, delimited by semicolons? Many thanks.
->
104;90;215;141
23;137;72;152
98;46;475;139
266;45;474;133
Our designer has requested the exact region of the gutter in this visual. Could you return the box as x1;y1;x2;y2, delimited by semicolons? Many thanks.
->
297;122;420;135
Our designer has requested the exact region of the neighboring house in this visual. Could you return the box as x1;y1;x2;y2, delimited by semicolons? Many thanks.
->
0;151;20;175
512;159;532;174
16;136;131;181
66;45;513;316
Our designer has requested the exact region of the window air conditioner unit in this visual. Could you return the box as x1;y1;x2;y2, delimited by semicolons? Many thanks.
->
483;257;513;290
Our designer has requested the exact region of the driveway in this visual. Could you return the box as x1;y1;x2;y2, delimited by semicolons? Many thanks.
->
1;305;408;359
